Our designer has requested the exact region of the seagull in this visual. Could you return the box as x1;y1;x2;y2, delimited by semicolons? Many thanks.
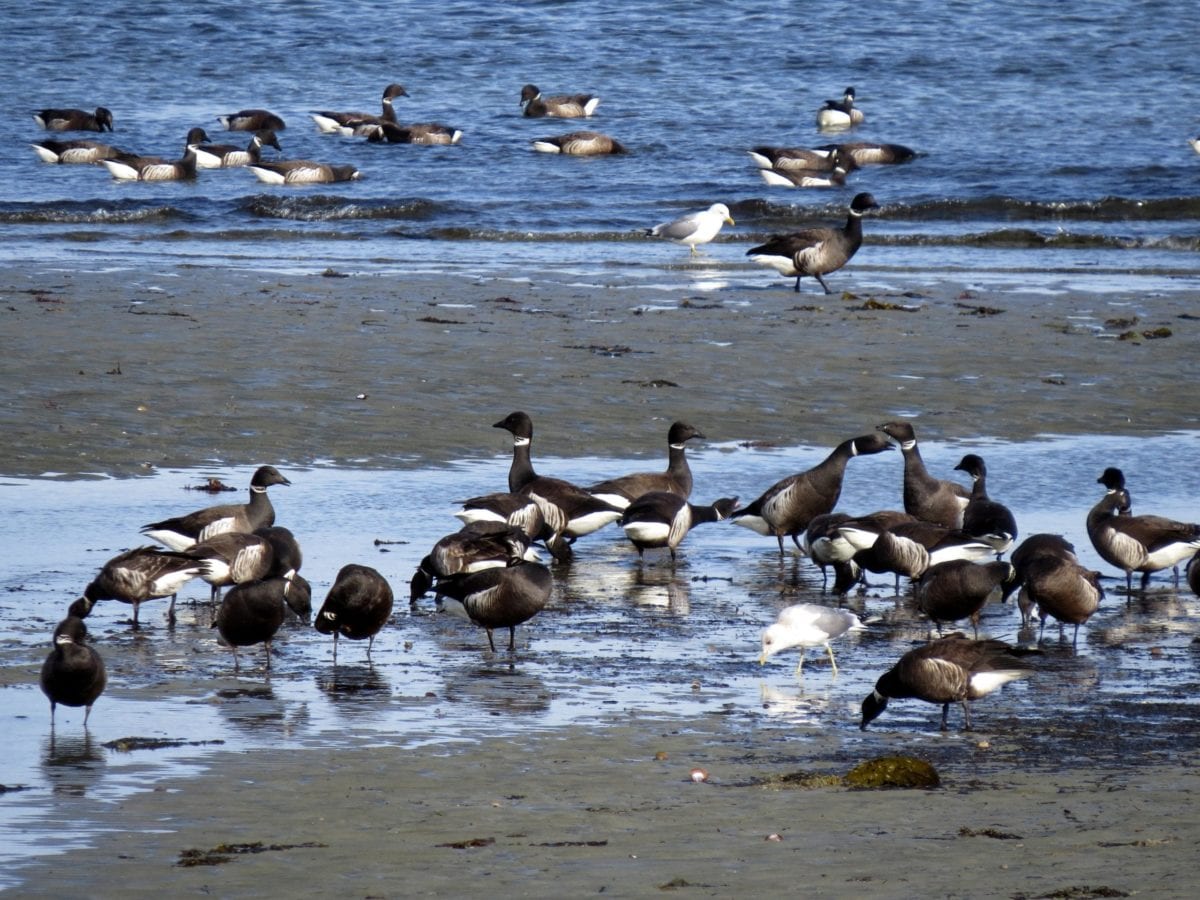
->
645;203;734;255
759;603;865;676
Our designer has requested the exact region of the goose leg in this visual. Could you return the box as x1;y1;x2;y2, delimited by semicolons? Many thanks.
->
485;628;497;652
814;273;832;294
508;626;517;652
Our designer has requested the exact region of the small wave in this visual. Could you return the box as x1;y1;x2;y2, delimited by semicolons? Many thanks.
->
0;201;187;226
240;195;441;222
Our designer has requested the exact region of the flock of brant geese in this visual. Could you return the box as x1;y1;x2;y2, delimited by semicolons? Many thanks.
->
40;414;1200;734
30;84;914;294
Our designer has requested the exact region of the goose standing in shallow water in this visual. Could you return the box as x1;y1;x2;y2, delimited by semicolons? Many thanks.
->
860;633;1033;731
645;204;734;255
492;411;623;559
41;616;107;727
619;492;739;562
435;560;553;652
410;521;537;605
877;421;970;528
315;564;394;661
72;546;202;626
915;558;1015;636
731;433;893;554
746;192;878;293
215;576;303;673
1005;532;1079;621
520;84;600;118
953;453;1019;555
141;465;290;550
217;108;286;131
181;532;275;602
588;421;706;509
311;83;408;135
759;603;865;676
815;87;864;129
531;130;626;155
1086;467;1200;593
35;106;113;132
1023;554;1103;646
31;138;126;164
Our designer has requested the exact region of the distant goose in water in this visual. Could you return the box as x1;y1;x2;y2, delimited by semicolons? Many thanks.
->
758;163;849;189
747;146;856;172
410;521;537;604
493;411;623;559
953;453;1019;555
520;84;600;118
1023;554;1103;646
860;633;1034;731
101;147;198;182
31;138;126;164
217;108;286;131
1086;467;1200;593
181;532;275;602
315;564;395;660
214;576;295;673
247;159;361;184
588;421;706;509
915;558;1015;636
434;560;553;652
141;465;291;550
759;603;865;676
531;130;627;156
877;421;971;529
311;83;408;135
72;546;202;626
815;87;864;129
746;191;878;293
816;141;915;166
731;433;893;554
363;91;463;145
619;492;739;561
40;616;106;727
646;204;735;254
189;128;281;168
34;106;113;132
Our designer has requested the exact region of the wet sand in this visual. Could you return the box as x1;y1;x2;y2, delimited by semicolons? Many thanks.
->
2;263;1197;477
5;262;1200;896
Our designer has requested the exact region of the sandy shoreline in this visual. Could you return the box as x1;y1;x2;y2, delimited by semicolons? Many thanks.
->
2;263;1197;478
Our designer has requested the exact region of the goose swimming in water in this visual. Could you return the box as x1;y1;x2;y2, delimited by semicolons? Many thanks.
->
531;130;626;156
34;106;113;132
311;83;408;135
520;84;600;118
815;87;864;129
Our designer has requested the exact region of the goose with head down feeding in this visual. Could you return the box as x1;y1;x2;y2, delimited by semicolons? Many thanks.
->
731;433;893;555
247;159;361;184
35;106;113;132
520;84;600;118
747;192;878;293
31;138;126;164
410;521;537;605
214;576;300;673
217;108;286;132
72;546;202;626
915;558;1015;637
1023;554;1103;647
531;130;626;156
588;421;706;509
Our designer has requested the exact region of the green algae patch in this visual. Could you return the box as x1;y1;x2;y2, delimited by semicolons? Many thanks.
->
844;756;940;789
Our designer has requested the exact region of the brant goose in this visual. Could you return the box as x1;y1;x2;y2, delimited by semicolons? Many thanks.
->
520;84;600;118
588;421;706;509
758;163;850;189
915;558;1015;636
214;576;294;673
493;411;623;559
246;159;361;184
101;147;199;182
364;92;463;145
1023;554;1103;646
434;560;553;652
1004;532;1078;617
746;192;878;293
1187;551;1200;596
40;616;107;727
759;603;865;676
619;492;739;561
217;109;286;131
281;573;313;623
731;433;893;554
315;564;395;660
1086;467;1200;593
73;546;202;626
646;204;735;254
411;521;537;605
815;87;864;129
877;421;971;528
311;83;408;135
31;139;126;164
815;141;916;166
34;106;113;132
189;128;281;168
255;525;303;582
531;130;627;155
454;491;548;541
141;465;290;550
953;453;1019;554
181;532;275;602
747;146;857;172
861;633;1033;731
842;520;994;590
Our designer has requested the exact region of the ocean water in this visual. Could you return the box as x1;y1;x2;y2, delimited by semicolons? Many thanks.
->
2;0;1199;282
